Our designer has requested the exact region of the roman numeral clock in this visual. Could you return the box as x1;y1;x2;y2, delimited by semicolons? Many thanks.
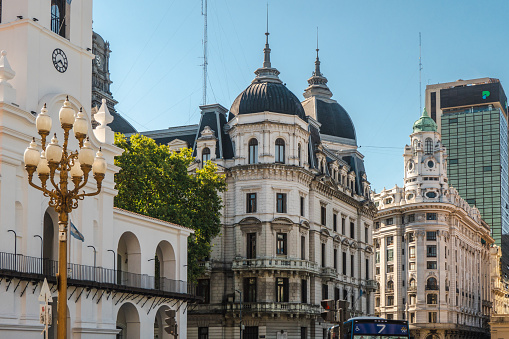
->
52;48;68;73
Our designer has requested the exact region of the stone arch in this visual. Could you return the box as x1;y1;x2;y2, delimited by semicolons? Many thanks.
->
117;232;142;286
155;240;177;288
154;305;172;339
116;302;140;339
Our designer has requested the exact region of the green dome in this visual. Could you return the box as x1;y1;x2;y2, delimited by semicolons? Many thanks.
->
413;108;437;133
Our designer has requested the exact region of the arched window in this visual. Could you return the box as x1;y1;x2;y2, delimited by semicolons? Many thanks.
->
297;143;302;166
425;138;433;155
426;277;438;289
427;293;438;304
387;280;394;291
409;278;416;288
248;138;258;164
51;0;66;37
413;139;418;156
275;138;285;163
202;147;211;163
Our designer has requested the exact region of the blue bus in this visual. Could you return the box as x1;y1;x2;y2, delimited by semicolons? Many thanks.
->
327;317;410;339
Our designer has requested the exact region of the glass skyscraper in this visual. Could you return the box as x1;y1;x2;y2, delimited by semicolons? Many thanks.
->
426;78;509;273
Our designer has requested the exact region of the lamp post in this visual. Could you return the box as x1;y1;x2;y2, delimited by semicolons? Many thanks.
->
107;249;116;271
87;245;97;281
7;230;17;271
24;98;106;339
235;289;243;339
34;235;43;273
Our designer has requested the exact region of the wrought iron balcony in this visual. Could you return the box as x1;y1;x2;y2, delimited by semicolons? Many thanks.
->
232;258;319;274
0;252;198;301
320;267;337;278
228;302;321;315
365;279;378;291
425;284;439;290
407;285;417;292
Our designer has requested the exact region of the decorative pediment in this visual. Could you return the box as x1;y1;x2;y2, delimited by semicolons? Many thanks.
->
350;241;358;249
320;228;330;237
168;138;188;152
365;245;373;253
333;235;341;243
239;217;262;226
341;238;350;246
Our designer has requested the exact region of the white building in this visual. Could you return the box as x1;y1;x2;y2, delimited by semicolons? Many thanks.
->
0;1;194;338
132;33;377;339
373;110;494;339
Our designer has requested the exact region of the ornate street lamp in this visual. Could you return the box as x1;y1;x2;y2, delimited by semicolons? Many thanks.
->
24;97;106;339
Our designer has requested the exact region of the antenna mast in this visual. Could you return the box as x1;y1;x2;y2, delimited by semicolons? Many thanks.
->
202;0;208;105
419;32;422;114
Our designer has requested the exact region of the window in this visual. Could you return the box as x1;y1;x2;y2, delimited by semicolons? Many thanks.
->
376;266;380;275
375;221;380;229
342;252;347;275
425;138;433;155
321;206;326;225
322;284;328;300
426;277;438;290
366;258;369;279
387;264;394;273
301;280;307;303
247;233;256;259
350;222;355;239
429;312;437;323
351;255;354;277
301;327;307;339
276;277;289;302
401;248;405;256
483;166;492;171
410;313;415;323
375;297;380;307
51;0;66;37
409;262;415;270
276;233;287;255
276;193;287;213
342;217;346;234
387;295;394;306
197;279;210;304
409;279;416;289
427;261;437;269
334;249;338;270
426;213;437;220
387;249;394;262
386;314;393;320
408;233;415;242
246;193;257;213
333;214;337;232
386;218;394;225
298;144;302;167
202;147;211;163
409;246;415;259
387;236;394;246
198;327;209;339
244;277;257;302
375;251;380;264
427;231;437;241
427;293;438;305
275;138;285;163
427;245;437;257
248;138;258;164
449;159;458;164
300;197;305;217
364;227;369;243
321;243;326;267
301;236;306;260
408;214;415;222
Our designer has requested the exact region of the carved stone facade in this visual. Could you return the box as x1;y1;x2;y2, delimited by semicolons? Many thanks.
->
373;110;494;339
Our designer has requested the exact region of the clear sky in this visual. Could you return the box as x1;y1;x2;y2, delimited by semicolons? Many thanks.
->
92;0;509;192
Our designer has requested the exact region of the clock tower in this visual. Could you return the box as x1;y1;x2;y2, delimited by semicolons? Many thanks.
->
0;0;94;114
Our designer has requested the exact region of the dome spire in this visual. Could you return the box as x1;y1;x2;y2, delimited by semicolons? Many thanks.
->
303;29;332;99
252;3;282;84
412;107;438;133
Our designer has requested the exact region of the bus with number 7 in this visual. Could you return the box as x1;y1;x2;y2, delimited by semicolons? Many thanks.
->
327;317;410;339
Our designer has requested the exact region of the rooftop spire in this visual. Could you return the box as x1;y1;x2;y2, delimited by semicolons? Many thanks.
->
252;2;282;84
303;29;332;99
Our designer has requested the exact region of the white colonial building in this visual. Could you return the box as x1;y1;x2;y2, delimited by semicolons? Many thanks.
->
0;1;194;338
373;110;494;339
130;32;377;339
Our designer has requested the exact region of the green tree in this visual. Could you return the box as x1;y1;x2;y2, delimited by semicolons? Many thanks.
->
113;133;226;281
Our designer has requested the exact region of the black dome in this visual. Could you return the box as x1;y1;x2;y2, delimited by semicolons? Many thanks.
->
315;100;356;142
230;82;306;120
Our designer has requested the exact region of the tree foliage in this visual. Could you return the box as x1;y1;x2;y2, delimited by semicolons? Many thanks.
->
113;133;226;281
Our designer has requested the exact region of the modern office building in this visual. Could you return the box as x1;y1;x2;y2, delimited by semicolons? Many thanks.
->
373;110;495;339
425;78;509;275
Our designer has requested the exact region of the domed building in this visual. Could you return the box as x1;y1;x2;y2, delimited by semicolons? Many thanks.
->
133;31;376;339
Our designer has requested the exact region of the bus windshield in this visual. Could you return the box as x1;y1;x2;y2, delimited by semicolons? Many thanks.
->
345;318;409;339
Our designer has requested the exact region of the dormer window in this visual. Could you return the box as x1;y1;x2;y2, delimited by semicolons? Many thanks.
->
275;138;285;163
298;143;302;166
51;0;66;38
248;138;258;164
202;147;211;163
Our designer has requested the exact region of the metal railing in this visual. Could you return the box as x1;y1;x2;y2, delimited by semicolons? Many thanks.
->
425;284;439;291
232;258;319;274
0;252;193;296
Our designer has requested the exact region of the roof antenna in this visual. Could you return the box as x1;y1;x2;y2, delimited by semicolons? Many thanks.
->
419;32;423;115
201;0;208;105
314;26;322;76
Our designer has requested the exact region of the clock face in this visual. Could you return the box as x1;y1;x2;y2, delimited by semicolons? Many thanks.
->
95;55;102;67
52;48;68;73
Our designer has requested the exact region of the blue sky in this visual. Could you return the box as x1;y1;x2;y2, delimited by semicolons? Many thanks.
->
93;1;509;192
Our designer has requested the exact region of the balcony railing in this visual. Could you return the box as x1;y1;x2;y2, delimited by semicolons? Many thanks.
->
407;285;417;292
228;302;321;315
232;258;319;274
425;285;439;291
0;252;195;298
365;279;378;291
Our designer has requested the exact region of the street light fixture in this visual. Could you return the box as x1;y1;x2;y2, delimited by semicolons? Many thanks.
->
235;289;243;339
24;97;106;339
